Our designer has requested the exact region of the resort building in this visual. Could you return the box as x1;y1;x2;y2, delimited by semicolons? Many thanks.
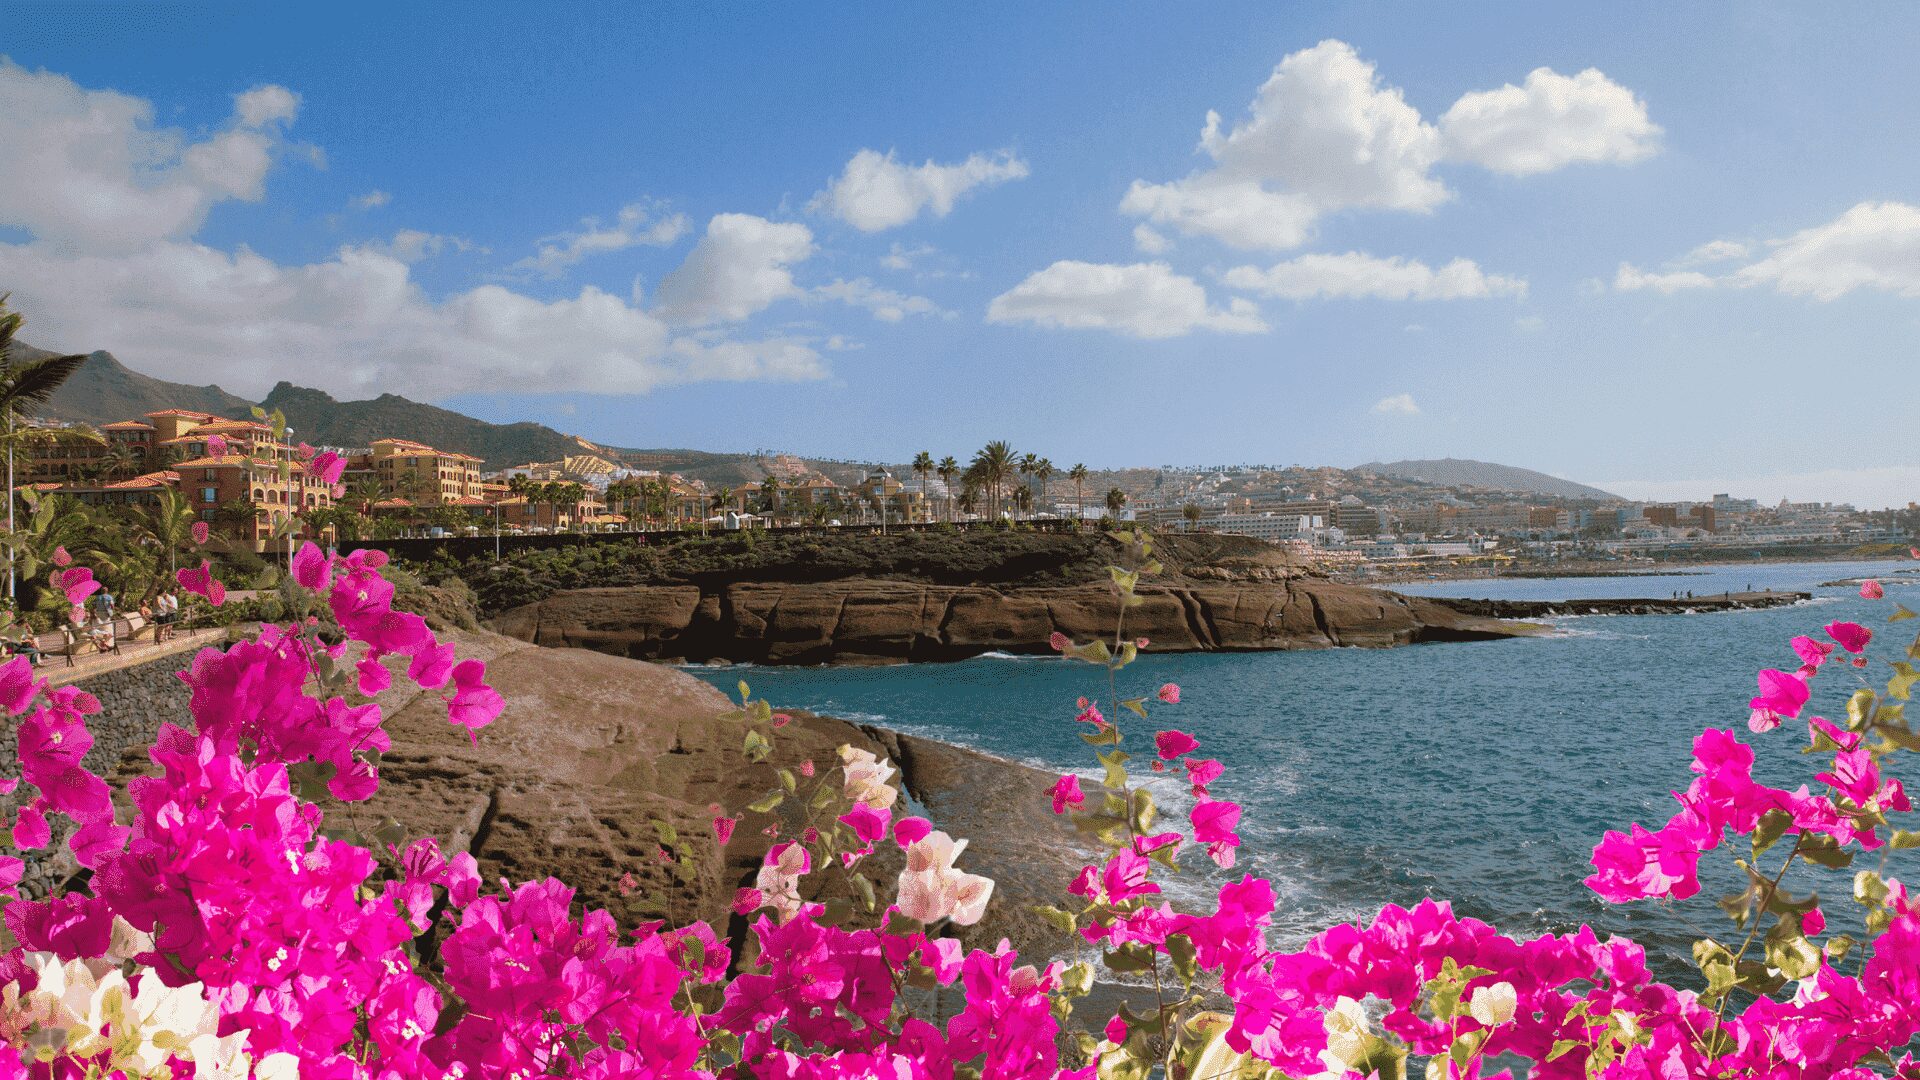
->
361;438;485;504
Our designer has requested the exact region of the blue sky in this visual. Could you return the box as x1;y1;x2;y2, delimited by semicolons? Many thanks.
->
3;4;1918;505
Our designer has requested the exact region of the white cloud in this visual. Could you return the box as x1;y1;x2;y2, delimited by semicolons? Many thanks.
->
880;241;935;271
1612;262;1716;294
1675;238;1748;266
364;229;479;263
1372;393;1421;415
812;148;1029;232
1439;67;1659;175
233;84;301;128
1615;203;1920;301
510;201;691;279
811;278;951;322
1122;41;1655;250
1732;201;1920;300
1222;251;1526;301
1131;223;1171;254
0;61;311;254
652;213;815;324
0;238;824;399
349;189;392;211
986;261;1267;338
0;66;825;400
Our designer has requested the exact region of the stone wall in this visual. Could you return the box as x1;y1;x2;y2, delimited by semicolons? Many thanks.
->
5;653;191;899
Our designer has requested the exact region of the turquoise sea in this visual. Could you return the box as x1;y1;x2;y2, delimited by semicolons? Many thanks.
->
690;559;1920;980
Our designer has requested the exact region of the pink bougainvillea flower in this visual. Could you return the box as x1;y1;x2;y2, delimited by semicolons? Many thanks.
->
58;567;100;607
1750;668;1810;719
713;816;738;846
1136;637;1150;648
445;659;503;739
1105;1015;1128;1045
893;816;932;848
1748;708;1782;733
1157;682;1180;704
799;759;815;777
50;546;71;567
296;441;315;460
310;450;347;485
839;803;890;847
1047;631;1070;652
1791;635;1834;668
0;656;38;716
1184;758;1224;789
1075;701;1105;726
731;887;762;915
205;433;227;457
1154;729;1199;760
177;559;226;606
190;521;209;544
1826;621;1872;654
291;541;331;592
1190;799;1242;868
1861;580;1885;599
1050;774;1084;814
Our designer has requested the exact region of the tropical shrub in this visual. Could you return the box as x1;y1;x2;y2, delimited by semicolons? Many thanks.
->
0;530;1918;1078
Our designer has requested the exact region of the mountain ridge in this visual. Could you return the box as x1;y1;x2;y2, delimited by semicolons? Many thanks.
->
1356;457;1620;501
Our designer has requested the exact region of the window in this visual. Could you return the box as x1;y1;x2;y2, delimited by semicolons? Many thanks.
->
204;469;217;480
201;487;218;504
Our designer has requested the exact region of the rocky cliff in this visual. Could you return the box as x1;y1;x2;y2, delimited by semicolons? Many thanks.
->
491;579;1529;664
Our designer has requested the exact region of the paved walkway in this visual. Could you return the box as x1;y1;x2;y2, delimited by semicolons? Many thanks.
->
40;625;230;687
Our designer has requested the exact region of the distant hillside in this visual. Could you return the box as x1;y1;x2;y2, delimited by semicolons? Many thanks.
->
33;348;258;425
1357;458;1620;501
258;382;590;470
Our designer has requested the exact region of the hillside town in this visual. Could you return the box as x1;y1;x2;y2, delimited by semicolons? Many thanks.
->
18;407;1917;570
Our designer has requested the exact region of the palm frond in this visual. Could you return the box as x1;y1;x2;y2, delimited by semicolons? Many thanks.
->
0;353;89;413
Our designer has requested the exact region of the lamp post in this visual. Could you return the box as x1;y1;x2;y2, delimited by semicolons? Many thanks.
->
283;426;296;565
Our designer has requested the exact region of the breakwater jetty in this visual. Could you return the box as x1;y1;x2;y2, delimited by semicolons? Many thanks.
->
1431;590;1809;620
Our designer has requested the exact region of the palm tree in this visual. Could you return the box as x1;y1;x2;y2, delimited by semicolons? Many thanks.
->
1034;458;1054;519
1182;503;1203;531
101;441;141;480
1017;453;1038;519
759;477;782;524
0;296;91;600
130;489;197;599
911;452;934;523
1069;464;1089;523
971;441;1016;521
1104;487;1128;519
936;456;958;523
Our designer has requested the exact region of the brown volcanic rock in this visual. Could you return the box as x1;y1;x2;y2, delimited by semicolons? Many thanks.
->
491;580;1525;664
312;631;1081;957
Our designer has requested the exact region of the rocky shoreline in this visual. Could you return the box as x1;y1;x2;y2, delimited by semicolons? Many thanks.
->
490;579;1535;664
1428;590;1810;619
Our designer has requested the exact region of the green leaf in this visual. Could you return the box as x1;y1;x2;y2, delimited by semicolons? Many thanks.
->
853;873;876;912
1890;605;1916;623
1693;938;1737;998
778;768;797;793
1889;830;1920;849
1120;697;1149;719
1764;925;1820;980
742;729;772;762
1129;788;1157;834
1547;1039;1581;1062
1855;869;1891;907
1102;944;1155;973
737;680;751;704
1032;905;1077;934
1888;662;1918;701
1166;931;1198;986
1097;748;1132;790
1847;689;1877;731
652;819;680;849
1752;809;1793;859
746;792;784;814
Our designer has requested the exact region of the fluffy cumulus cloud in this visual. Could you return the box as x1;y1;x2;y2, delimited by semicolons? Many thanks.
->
1222;252;1526;301
0;239;824;398
651;213;815;325
810;278;951;322
0;65;825;399
1615;202;1920;300
1121;40;1655;250
0;60;307;253
510;200;691;279
1731;201;1920;300
1612;263;1715;294
1438;67;1660;176
812;148;1029;232
986;261;1266;338
1372;393;1421;415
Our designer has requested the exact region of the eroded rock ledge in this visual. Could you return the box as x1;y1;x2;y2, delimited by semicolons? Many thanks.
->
490;580;1527;664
